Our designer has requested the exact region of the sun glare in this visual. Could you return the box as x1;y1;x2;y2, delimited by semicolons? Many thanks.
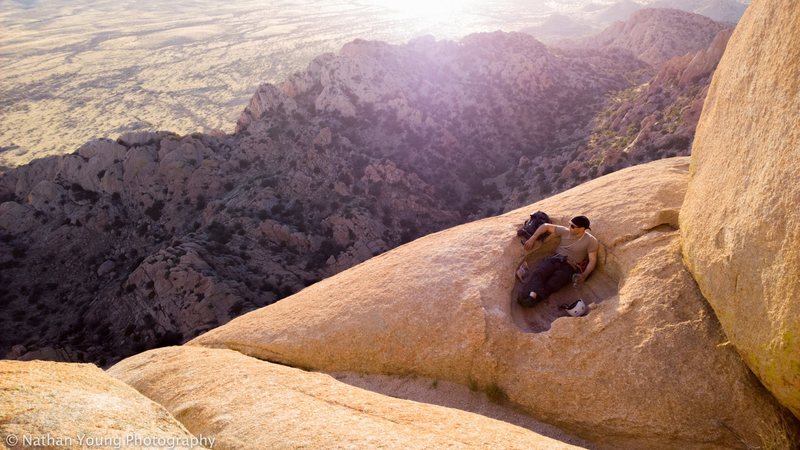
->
371;0;467;21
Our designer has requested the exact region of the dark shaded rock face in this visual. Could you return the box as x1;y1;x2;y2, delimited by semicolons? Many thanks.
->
0;11;728;366
0;129;460;366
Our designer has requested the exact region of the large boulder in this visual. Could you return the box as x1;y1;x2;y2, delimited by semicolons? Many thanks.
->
0;360;203;449
190;157;792;448
108;346;584;449
680;0;800;419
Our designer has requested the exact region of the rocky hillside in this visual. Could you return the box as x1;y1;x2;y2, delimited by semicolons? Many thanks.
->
494;13;732;213
0;130;461;366
0;10;729;366
652;0;749;23
236;31;649;217
569;8;727;67
548;28;733;184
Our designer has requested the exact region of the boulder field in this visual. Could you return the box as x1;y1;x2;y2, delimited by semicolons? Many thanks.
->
681;0;800;420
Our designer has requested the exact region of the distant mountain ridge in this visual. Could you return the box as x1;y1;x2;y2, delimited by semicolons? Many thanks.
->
567;8;727;66
650;0;749;23
524;0;746;42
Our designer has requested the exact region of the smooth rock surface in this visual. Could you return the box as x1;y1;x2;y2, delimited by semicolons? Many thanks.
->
681;0;800;419
191;158;791;448
108;346;583;449
0;359;201;449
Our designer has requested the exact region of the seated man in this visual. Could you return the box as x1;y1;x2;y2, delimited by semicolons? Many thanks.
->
518;215;598;307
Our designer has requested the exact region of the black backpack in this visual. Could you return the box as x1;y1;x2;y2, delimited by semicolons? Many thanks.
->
517;211;550;242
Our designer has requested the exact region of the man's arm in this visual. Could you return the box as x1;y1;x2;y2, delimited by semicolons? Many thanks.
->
524;223;556;251
580;250;598;281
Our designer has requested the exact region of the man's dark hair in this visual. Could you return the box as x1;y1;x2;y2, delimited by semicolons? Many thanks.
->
571;215;591;230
